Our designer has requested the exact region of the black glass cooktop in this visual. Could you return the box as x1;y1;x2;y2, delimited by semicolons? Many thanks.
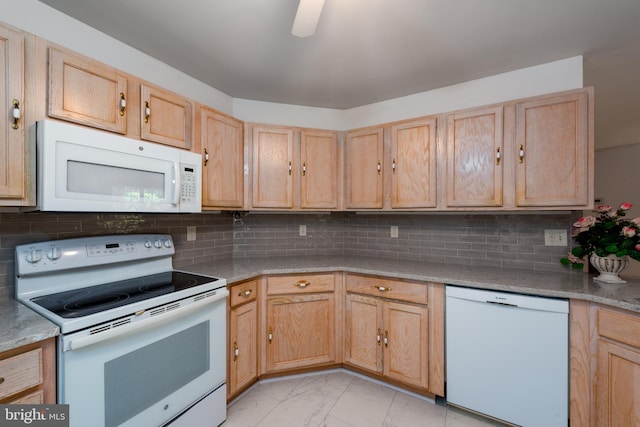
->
31;271;218;318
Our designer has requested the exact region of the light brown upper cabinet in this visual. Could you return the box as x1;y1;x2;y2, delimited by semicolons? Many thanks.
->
445;106;504;207
251;125;295;209
48;47;128;134
345;127;384;209
515;89;591;207
140;84;193;150
198;107;244;209
300;129;339;209
0;24;26;201
390;117;437;209
250;125;339;210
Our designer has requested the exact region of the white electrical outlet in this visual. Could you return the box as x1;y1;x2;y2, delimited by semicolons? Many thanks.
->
390;226;399;238
544;229;567;246
187;226;197;241
299;225;307;236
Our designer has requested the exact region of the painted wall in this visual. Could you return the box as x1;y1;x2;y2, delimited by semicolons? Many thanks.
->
594;144;640;279
2;0;582;131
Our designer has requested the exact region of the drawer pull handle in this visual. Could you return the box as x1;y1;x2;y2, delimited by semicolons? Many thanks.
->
519;144;524;163
233;342;239;361
238;289;252;297
495;147;501;165
268;327;273;344
384;330;389;348
377;160;382;175
294;280;311;288
203;148;209;166
144;101;151;123
377;328;381;346
374;286;392;292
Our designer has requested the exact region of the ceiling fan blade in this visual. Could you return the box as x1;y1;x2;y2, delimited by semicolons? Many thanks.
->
292;0;326;38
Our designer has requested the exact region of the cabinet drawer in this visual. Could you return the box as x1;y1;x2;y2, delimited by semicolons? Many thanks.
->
0;349;43;400
598;308;640;349
267;273;335;295
229;280;258;308
346;275;428;305
8;390;44;404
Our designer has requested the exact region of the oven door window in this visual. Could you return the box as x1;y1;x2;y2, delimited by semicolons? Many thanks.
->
104;322;209;427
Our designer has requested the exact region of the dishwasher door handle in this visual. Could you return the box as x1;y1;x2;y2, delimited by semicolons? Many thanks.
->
485;300;518;308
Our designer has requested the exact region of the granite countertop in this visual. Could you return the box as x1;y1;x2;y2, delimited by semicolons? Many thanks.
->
0;289;59;354
3;255;640;355
184;255;640;314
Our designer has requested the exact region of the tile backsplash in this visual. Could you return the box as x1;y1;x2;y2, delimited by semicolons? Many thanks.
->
0;210;576;291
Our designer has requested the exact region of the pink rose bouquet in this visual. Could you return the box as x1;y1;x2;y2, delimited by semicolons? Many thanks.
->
561;202;640;269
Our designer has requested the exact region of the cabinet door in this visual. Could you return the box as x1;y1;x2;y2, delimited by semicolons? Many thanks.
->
140;84;193;149
344;293;383;373
251;126;294;209
48;48;127;134
515;91;589;207
390;118;437;208
300;130;339;209
265;293;335;372
345;127;384;209
200;108;244;208
228;300;257;397
596;340;640;426
446;106;503;207
0;25;25;199
383;301;429;389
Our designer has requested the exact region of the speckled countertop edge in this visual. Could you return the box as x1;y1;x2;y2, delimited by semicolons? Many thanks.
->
183;255;640;314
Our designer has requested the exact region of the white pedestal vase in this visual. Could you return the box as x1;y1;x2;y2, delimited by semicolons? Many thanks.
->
590;254;630;284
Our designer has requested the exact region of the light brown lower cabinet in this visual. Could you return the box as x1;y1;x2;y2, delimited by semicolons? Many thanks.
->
263;273;338;373
228;280;258;399
344;274;443;394
0;338;56;404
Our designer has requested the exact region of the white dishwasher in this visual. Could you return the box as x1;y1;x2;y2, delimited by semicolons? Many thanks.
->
445;285;568;427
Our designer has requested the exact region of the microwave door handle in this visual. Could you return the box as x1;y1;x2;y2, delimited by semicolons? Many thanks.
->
172;162;180;206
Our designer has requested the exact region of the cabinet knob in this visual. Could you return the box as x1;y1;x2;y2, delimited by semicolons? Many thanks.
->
373;286;392;292
11;99;20;130
119;93;126;116
294;280;311;288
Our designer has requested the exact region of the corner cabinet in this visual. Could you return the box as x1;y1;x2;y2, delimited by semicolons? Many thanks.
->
227;280;258;399
515;90;592;207
344;274;444;394
198;107;244;209
262;273;340;373
250;125;340;210
0;24;27;202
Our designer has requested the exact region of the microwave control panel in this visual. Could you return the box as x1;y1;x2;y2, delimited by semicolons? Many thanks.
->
180;165;197;203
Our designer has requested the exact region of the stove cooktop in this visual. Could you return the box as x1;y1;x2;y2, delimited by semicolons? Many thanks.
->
30;271;218;318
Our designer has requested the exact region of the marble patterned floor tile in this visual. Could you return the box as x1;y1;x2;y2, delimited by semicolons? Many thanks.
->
224;387;281;427
253;375;306;401
327;377;397;427
383;391;447;427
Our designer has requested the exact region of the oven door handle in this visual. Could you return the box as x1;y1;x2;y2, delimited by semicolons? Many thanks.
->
63;289;229;352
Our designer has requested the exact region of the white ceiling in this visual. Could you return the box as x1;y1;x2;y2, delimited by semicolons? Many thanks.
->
37;0;640;149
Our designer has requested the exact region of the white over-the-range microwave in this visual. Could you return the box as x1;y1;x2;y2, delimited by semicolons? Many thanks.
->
36;120;202;213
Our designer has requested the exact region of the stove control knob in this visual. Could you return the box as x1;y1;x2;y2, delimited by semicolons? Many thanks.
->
26;250;42;264
47;247;61;261
162;239;172;248
144;240;152;249
154;240;162;249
